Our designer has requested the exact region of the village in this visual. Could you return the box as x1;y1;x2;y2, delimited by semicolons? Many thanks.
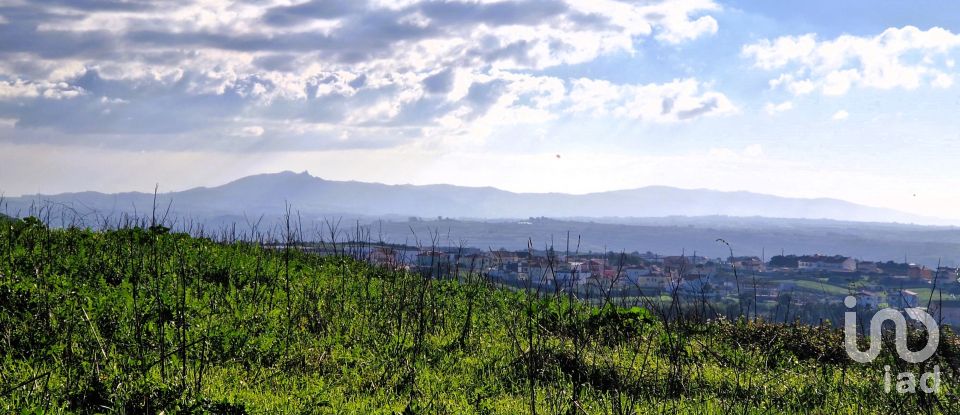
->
291;242;960;325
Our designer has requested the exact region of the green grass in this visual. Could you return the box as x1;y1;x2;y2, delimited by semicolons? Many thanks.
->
774;279;851;295
1;218;959;413
901;288;959;303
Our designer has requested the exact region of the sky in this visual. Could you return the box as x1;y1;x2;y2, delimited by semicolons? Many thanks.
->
1;0;959;220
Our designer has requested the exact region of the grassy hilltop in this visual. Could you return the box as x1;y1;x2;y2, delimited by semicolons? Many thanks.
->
1;217;958;413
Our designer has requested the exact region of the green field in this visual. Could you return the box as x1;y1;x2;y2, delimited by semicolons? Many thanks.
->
900;288;960;304
1;218;958;413
774;279;851;296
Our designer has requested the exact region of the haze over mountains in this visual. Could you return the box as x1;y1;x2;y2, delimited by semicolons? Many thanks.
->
0;171;942;225
3;171;959;265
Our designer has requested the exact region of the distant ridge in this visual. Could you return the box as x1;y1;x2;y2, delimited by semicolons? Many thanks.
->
0;170;943;225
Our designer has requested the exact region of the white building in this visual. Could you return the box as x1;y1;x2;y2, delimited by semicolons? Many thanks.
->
856;290;884;309
623;266;651;279
798;256;856;272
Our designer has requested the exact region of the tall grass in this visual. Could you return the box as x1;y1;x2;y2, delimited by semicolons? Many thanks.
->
0;207;958;413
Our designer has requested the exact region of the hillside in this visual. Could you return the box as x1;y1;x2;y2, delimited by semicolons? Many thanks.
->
1;217;957;413
1;171;939;224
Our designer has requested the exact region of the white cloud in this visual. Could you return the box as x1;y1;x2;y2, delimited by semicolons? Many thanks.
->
768;74;814;95
436;73;735;147
0;81;40;99
238;126;265;137
568;78;736;122
0;0;728;147
932;73;954;88
648;0;720;44
565;0;720;45
0;80;84;100
763;100;793;115
832;109;849;120
744;26;960;96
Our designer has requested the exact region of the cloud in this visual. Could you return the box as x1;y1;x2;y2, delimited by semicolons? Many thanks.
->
763;100;793;115
0;80;84;100
238;126;265;137
416;0;570;27
652;9;719;44
35;0;157;12
0;0;725;150
743;26;960;96
262;0;363;26
832;109;849;120
568;78;736;122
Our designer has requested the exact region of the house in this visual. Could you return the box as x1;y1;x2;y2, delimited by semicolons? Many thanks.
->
754;285;780;301
416;250;455;268
525;265;555;282
729;256;765;273
456;253;487;269
856;261;881;274
856;290;884;309
623;266;651;280
662;256;691;271
497;261;524;274
585;258;606;274
553;262;590;285
553;270;587;285
526;262;590;286
937;267;958;281
489;250;520;264
731;281;779;301
627;274;672;290
698;261;719;275
908;265;934;280
797;255;856;272
890;289;920;308
368;247;403;267
672;274;719;297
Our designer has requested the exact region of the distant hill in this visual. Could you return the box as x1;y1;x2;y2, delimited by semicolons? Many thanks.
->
0;170;941;225
2;173;958;265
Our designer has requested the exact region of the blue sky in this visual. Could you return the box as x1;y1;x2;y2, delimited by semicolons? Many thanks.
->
1;0;959;221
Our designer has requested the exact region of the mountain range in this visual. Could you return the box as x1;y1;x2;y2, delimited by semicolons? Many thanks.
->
4;171;959;265
0;170;942;225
